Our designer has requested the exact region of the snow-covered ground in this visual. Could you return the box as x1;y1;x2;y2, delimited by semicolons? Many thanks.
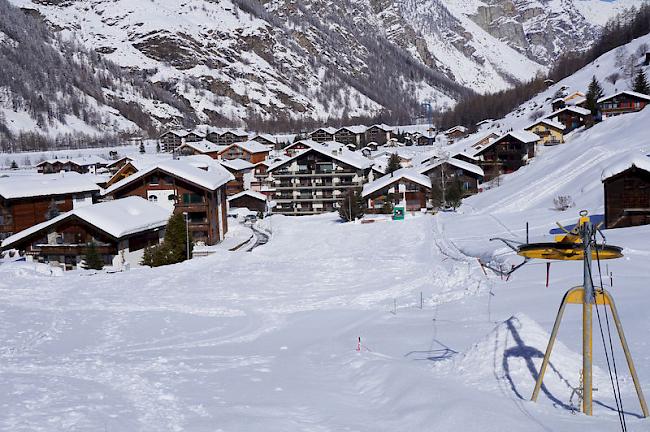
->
3;25;650;432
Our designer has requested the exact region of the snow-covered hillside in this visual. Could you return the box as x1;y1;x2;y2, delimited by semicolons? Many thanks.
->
4;0;639;132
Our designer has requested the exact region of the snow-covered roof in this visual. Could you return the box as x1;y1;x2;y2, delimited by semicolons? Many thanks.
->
106;156;133;168
179;140;226;154
162;129;205;138
252;134;276;143
311;127;338;135
227;190;268;202
220;158;255;171
104;159;234;195
0;173;101;199
545;106;591;118
601;156;650;181
444;125;468;135
526;118;566;131
597;90;650;104
418;157;484;178
369;123;394;132
230;140;272;154
362;168;431;197
268;141;372;171
473;130;540;156
338;125;367;134
1;196;170;249
37;155;109;167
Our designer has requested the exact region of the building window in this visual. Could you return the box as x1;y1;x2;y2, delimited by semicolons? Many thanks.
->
182;193;204;204
149;195;158;203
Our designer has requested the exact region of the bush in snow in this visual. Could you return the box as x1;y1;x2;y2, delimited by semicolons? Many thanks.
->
553;195;574;211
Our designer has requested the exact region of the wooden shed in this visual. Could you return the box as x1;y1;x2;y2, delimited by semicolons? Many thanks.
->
602;158;650;229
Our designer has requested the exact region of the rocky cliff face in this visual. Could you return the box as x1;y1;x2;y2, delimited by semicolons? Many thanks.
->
4;0;632;132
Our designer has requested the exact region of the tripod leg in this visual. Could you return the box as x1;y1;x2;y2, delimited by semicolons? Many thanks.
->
604;291;649;418
532;288;574;402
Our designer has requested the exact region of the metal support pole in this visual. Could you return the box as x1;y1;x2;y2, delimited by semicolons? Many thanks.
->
582;219;594;415
531;288;571;402
605;290;649;417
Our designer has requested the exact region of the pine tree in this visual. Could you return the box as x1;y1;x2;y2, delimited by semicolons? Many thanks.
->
82;242;104;270
139;142;146;153
429;181;444;210
382;193;394;215
10;160;18;169
385;153;402;174
446;181;464;210
140;213;191;267
338;190;365;222
156;142;161;153
585;75;604;118
632;69;650;94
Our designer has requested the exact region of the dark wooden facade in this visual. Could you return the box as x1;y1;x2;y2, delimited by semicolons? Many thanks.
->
310;128;335;143
2;215;162;270
548;108;592;132
218;144;269;164
364;179;429;212
365;126;392;145
604;166;650;229
106;169;228;245
0;191;98;240
476;135;536;180
420;163;482;196
37;160;107;174
599;92;650;119
333;128;365;148
228;194;266;213
159;130;204;152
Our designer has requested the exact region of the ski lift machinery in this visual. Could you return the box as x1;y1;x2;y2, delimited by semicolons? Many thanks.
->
515;210;648;419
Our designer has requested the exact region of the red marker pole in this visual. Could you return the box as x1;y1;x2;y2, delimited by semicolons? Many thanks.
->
546;262;551;288
357;337;361;352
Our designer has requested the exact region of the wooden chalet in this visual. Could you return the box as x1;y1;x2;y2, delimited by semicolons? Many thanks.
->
334;126;367;148
598;91;650;119
443;126;468;141
37;156;109;175
362;168;431;212
525;119;565;145
219;159;255;196
267;141;372;215
309;127;337;143
251;161;271;191
418;158;484;196
284;140;313;157
474;131;539;180
602;158;650;229
217;141;270;164
228;190;268;213
218;130;249;146
176;140;226;159
1;197;168;270
0;174;100;240
103;159;233;245
544;106;592;132
365;124;394;146
106;156;133;174
159;129;205;153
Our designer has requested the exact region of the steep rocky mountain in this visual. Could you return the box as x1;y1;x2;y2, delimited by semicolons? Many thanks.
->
3;0;642;139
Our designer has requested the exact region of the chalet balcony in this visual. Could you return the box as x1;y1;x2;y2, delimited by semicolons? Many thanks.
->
32;243;116;255
270;171;356;178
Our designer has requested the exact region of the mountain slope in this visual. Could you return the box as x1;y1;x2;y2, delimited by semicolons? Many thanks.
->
0;0;199;149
